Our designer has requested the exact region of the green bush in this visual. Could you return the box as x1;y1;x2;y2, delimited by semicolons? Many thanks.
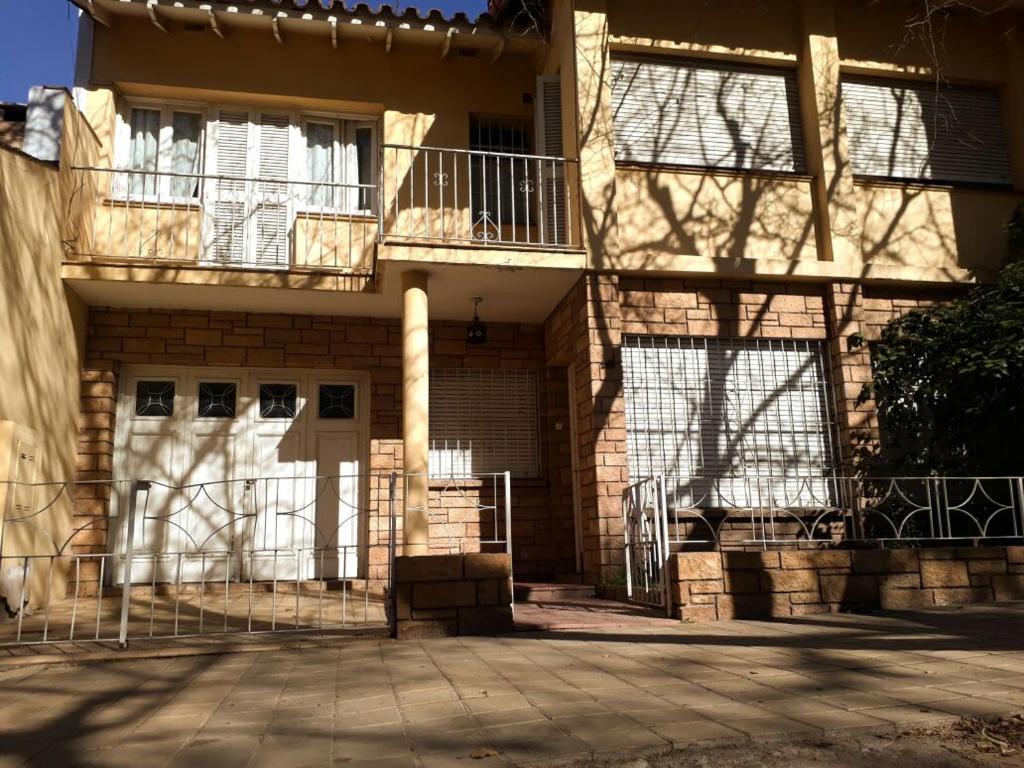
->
852;258;1024;476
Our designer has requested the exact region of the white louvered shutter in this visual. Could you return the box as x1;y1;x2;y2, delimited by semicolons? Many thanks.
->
536;74;567;245
429;369;540;478
621;337;837;508
611;57;806;172
208;110;250;265
254;114;292;267
842;77;1011;185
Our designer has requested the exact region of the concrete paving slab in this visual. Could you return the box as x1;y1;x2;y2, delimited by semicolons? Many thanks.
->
2;606;1024;766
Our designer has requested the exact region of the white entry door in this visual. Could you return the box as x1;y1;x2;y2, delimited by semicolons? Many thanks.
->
112;367;367;584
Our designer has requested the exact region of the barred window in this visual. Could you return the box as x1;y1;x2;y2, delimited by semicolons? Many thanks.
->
621;336;838;507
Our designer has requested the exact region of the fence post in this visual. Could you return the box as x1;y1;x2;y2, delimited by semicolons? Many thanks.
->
657;475;672;618
387;472;397;638
118;480;148;648
503;471;514;618
1017;477;1024;539
623;487;634;601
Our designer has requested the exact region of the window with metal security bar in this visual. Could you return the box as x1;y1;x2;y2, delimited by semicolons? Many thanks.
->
620;336;838;508
841;76;1012;186
429;368;540;478
469;116;534;229
610;56;806;173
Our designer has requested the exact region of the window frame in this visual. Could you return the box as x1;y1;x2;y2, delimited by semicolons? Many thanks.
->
840;75;1013;188
428;367;542;480
115;99;208;204
609;54;808;175
468;114;536;230
298;114;379;216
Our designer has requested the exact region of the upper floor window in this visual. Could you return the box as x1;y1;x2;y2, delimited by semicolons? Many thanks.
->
116;103;377;213
124;105;203;198
301;117;376;212
470;115;534;230
841;76;1012;186
610;56;806;174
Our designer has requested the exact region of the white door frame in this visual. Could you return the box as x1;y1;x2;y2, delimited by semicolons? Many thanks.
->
111;365;371;584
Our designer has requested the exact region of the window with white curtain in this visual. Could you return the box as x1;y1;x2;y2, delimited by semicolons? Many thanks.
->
842;76;1012;185
610;56;806;173
300;117;377;213
124;105;203;198
429;368;540;478
621;336;838;508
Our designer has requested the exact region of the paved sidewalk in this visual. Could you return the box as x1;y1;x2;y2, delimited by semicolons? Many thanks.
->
1;605;1024;767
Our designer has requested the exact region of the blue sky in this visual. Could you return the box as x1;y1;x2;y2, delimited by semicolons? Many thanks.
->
0;0;488;104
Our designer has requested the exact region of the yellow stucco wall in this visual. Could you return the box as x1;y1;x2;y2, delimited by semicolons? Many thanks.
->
0;95;98;485
0;94;102;584
573;0;1024;281
65;0;1024;284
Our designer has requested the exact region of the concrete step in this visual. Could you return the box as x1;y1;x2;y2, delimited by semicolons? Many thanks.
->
514;582;596;602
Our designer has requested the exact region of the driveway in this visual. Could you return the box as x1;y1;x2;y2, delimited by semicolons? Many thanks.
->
1;604;1023;767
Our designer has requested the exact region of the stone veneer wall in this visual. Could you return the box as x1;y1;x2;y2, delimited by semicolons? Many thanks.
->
76;308;576;592
393;553;513;639
544;274;964;586
670;547;1024;622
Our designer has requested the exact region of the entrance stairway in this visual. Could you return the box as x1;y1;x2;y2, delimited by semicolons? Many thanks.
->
513;581;595;603
512;579;672;632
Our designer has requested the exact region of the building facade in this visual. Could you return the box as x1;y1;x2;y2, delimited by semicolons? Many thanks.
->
2;0;1023;613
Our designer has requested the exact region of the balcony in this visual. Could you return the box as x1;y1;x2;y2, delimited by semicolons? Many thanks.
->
69;167;378;275
380;144;580;251
66;146;581;279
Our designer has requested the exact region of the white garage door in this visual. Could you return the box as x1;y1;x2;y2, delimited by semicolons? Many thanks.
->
621;336;838;508
111;367;368;584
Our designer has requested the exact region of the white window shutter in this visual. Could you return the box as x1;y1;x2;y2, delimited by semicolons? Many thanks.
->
842;76;1011;185
611;57;806;173
254;113;292;266
536;74;567;245
207;110;250;265
429;369;540;478
621;336;837;508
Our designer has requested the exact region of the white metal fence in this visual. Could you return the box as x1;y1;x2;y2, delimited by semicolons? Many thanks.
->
0;471;513;648
623;474;1024;609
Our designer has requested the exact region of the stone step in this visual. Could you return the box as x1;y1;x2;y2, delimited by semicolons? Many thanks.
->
513;582;596;602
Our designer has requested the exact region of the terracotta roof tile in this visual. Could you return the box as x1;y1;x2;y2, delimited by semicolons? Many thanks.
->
209;1;507;27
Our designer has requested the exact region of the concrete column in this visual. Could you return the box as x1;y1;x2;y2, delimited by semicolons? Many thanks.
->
573;0;621;269
402;270;430;555
797;0;862;269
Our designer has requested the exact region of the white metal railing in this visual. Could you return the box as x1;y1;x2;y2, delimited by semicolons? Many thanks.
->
71;166;378;273
657;475;1024;546
381;144;579;249
622;477;670;612
0;471;514;647
623;474;1024;610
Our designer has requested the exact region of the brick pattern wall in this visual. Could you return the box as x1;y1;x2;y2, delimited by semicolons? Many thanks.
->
618;278;828;340
670;547;1024;622
79;308;575;580
545;275;627;586
393;553;513;639
72;364;119;591
545;275;968;588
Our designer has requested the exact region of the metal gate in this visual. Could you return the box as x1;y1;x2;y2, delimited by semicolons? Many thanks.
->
622;476;670;614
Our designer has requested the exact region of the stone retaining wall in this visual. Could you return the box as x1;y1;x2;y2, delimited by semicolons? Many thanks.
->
670;547;1024;621
393;553;513;639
